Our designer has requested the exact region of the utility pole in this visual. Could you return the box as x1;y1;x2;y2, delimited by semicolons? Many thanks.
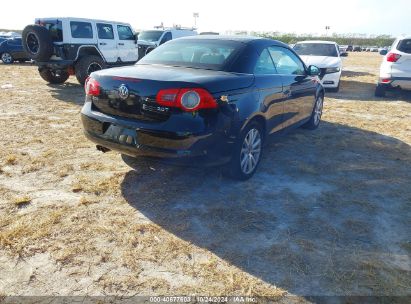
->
193;12;199;29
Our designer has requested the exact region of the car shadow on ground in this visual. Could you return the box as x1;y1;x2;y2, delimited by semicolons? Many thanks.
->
328;79;411;102
341;70;374;78
120;121;411;297
46;82;85;105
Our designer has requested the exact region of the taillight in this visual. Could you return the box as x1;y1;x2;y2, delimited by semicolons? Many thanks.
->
156;88;180;107
386;53;401;62
156;88;217;112
84;77;100;96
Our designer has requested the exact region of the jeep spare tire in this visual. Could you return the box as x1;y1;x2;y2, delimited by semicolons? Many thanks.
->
75;55;105;85
22;25;53;61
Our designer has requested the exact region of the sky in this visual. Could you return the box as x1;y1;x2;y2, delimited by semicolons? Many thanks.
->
1;0;410;36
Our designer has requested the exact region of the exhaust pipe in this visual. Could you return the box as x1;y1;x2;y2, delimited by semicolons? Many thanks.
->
96;145;110;153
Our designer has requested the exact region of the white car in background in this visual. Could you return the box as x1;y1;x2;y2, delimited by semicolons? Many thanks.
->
376;36;411;97
293;41;342;92
137;27;197;59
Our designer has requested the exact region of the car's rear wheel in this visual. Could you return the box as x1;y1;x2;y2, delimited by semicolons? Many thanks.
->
39;68;69;84
75;55;105;85
375;84;386;97
1;52;14;64
303;93;324;130
226;122;263;180
22;25;53;61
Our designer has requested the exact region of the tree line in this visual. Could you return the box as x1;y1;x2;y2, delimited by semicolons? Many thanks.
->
256;32;395;47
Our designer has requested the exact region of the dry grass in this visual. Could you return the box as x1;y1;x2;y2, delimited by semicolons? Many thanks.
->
78;195;99;206
0;53;410;297
57;164;74;178
12;195;31;208
71;172;123;195
0;207;67;256
4;154;17;165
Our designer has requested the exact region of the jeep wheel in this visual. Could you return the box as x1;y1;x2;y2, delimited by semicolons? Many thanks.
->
1;52;14;64
22;25;53;61
39;69;70;84
75;56;105;85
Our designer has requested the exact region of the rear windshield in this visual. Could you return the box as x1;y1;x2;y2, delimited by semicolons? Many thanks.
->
138;39;243;70
294;43;338;57
37;19;63;42
397;39;411;54
138;30;164;43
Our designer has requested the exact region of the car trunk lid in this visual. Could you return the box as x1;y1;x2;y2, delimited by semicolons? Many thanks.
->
91;64;254;122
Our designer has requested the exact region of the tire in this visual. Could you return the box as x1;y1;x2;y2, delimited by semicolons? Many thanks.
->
1;52;14;64
39;68;69;84
375;84;386;97
22;25;53;61
75;55;105;85
303;93;324;130
225;121;264;180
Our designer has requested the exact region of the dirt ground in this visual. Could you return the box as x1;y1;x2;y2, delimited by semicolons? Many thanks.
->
0;53;410;301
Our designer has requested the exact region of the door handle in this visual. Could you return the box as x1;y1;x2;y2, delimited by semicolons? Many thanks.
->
118;43;124;46
99;42;107;46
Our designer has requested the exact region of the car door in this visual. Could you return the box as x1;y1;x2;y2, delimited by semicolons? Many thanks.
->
96;23;118;63
268;46;317;128
7;39;26;59
116;24;138;62
253;48;284;134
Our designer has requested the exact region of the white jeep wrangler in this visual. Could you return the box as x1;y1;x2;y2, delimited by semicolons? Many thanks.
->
22;17;139;85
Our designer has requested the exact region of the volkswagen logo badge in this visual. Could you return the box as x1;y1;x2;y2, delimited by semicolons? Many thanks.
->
118;84;129;100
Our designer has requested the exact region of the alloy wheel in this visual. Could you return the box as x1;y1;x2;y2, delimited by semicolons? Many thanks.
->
314;95;324;125
240;128;262;175
26;33;40;54
1;53;12;63
87;62;102;75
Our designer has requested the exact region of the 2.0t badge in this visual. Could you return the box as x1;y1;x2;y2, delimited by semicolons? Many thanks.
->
118;84;129;100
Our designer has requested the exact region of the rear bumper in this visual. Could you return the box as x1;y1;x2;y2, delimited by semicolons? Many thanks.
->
378;77;411;90
81;102;235;166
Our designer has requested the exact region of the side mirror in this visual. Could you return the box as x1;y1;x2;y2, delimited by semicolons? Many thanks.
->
379;49;388;56
307;65;320;76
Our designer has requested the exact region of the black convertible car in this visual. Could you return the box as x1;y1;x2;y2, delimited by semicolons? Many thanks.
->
81;36;324;180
